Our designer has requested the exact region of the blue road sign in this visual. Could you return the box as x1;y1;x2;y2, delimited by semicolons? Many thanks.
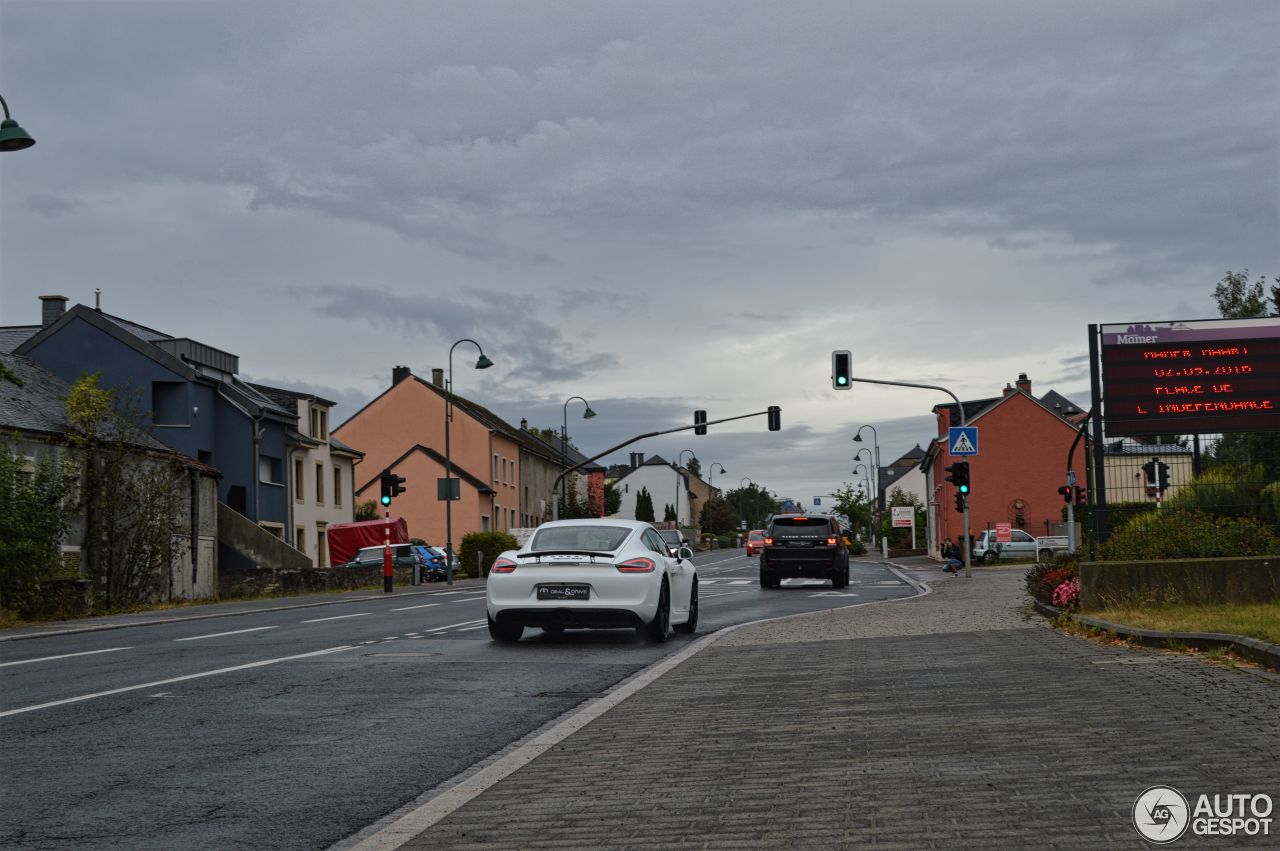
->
948;426;978;456
813;497;822;505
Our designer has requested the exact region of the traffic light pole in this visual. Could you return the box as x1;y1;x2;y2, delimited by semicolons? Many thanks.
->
551;408;780;520
843;376;972;577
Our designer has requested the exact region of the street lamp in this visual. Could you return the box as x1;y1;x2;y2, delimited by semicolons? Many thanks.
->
445;339;493;584
854;463;873;542
560;396;597;508
0;95;35;152
852;425;881;508
706;462;726;530
738;476;753;529
675;449;696;527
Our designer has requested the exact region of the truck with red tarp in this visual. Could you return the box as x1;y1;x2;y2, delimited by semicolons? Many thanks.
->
326;517;409;567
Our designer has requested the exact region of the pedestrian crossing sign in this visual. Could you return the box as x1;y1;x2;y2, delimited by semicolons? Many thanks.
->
948;426;978;456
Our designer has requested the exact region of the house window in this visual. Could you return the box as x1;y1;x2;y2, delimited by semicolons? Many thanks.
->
311;407;328;441
152;381;187;426
294;458;304;502
296;527;306;553
333;467;342;506
481;515;490;532
493;454;499;481
259;455;283;485
316;523;328;566
315;463;324;504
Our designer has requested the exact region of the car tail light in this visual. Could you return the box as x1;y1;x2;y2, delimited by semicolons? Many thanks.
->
490;557;517;574
826;536;837;546
764;537;773;545
616;557;656;573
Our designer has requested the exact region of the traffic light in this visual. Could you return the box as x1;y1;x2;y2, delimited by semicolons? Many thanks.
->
831;350;852;389
1057;485;1072;504
767;405;781;431
944;461;970;495
1073;486;1087;508
1155;460;1170;492
694;409;707;436
954;490;965;513
380;470;407;506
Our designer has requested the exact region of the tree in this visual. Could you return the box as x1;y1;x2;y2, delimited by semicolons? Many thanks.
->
354;500;379;521
635;486;655;522
1205;271;1280;480
698;497;739;534
66;373;185;607
603;482;622;515
558;476;598;519
663;503;676;522
0;439;79;616
683;456;701;477
724;483;776;529
878;488;927;548
831;482;873;537
1213;269;1273;319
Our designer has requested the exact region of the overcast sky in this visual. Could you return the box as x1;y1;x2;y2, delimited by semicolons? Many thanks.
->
1;1;1276;507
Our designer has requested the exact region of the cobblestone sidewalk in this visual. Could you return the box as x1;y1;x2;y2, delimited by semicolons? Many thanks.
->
398;567;1280;850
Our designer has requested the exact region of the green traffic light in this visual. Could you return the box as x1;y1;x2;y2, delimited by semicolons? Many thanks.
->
837;376;848;385
381;495;391;506
959;484;969;494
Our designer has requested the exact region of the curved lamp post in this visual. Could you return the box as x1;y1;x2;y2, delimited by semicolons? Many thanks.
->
0;95;35;152
675;449;696;527
445;339;493;583
852;425;881;508
560;395;597;507
706;462;726;531
854;463;873;543
738;476;753;529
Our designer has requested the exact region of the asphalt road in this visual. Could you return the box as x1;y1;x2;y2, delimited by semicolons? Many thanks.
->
0;550;915;851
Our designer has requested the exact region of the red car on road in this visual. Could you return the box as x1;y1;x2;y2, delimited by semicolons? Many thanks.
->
745;529;766;556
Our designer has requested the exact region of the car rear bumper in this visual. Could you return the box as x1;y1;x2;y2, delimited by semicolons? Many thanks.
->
491;607;647;629
760;549;843;577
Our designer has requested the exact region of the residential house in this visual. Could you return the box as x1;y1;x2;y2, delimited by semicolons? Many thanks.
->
921;373;1087;557
1101;438;1195;506
610;453;701;527
0;352;220;599
250;384;363;566
334;367;531;549
6;296;304;570
878;444;928;507
521;421;607;522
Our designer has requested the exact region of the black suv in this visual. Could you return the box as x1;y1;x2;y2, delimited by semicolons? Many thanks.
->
759;514;850;588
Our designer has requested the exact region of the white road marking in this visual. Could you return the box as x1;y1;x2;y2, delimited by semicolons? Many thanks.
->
450;596;486;603
427;620;485;633
456;624;488;632
174;626;278;642
301;613;371;623
382;637;399;641
389;603;441;611
0;646;133;668
700;590;751;599
0;645;354;718
403;633;421;637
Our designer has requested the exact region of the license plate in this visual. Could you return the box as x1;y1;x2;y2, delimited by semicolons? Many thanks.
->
537;584;590;601
787;541;812;547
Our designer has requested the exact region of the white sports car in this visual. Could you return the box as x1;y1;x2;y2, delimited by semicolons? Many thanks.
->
486;519;698;643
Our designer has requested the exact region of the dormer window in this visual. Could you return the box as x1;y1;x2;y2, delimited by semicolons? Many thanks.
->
310;406;328;441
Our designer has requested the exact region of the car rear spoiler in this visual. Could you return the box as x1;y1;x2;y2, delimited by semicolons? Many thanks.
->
517;549;612;563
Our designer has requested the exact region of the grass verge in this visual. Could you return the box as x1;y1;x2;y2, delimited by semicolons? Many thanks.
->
1090;600;1280;645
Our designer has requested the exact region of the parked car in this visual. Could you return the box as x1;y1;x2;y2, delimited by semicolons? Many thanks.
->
972;529;1039;562
745;529;766;556
486;519;698;643
759;514;850;588
343;543;418;569
411;545;449;582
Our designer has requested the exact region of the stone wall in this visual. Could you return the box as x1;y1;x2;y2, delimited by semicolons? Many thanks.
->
1079;555;1280;610
218;564;418;599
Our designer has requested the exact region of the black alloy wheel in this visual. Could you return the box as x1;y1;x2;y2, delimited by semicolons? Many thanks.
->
674;581;698;634
644;581;672;642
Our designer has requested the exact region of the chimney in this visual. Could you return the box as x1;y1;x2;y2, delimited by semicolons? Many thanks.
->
431;368;445;388
1002;383;1016;397
392;365;411;386
1016;373;1032;394
40;295;68;327
520;418;528;430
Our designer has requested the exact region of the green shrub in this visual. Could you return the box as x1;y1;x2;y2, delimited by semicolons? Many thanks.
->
1104;501;1158;535
1025;557;1080;604
1165;464;1266;519
459;531;519;579
716;533;736;550
1101;510;1280;560
1259;481;1280;534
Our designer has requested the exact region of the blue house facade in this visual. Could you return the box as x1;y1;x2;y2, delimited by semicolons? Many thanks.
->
10;297;295;534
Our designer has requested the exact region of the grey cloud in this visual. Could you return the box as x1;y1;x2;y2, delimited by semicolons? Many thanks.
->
24;194;80;218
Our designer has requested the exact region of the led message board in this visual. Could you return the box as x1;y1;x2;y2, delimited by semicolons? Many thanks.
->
1100;317;1280;437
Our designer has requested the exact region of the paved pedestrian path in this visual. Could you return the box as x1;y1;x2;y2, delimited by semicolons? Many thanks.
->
363;561;1279;850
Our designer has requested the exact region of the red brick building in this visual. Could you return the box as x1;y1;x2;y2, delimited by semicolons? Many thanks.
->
923;374;1087;556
